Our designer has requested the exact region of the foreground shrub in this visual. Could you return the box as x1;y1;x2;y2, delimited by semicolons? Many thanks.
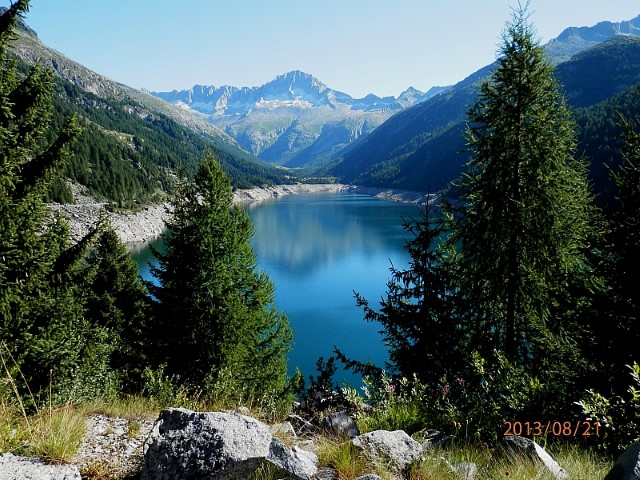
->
577;362;640;454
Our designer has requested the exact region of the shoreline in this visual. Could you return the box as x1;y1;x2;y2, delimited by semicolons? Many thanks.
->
51;183;431;245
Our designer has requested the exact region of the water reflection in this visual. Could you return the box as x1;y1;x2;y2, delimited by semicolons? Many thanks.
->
247;193;416;277
131;192;419;385
245;192;417;383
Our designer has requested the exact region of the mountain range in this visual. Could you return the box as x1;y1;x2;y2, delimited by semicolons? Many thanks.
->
328;15;640;196
150;13;640;190
9;8;640;206
151;72;447;167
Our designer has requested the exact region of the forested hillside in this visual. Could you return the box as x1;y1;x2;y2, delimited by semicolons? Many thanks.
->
8;13;296;208
1;1;293;413
46;77;296;208
328;35;640;197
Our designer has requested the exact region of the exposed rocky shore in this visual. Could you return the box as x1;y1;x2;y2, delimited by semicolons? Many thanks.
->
50;183;432;245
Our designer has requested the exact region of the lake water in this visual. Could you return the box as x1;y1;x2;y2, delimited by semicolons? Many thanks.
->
132;192;422;385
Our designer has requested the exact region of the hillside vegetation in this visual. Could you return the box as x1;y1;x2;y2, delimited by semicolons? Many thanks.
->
10;16;298;209
328;35;640;199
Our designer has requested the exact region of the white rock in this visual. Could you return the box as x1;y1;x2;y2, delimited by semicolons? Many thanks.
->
0;453;81;480
351;429;422;473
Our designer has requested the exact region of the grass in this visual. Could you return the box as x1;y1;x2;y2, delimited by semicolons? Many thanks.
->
0;389;86;463
248;462;282;480
29;404;86;463
315;435;400;479
409;441;613;480
0;389;617;480
0;347;616;480
356;397;429;435
553;444;612;479
75;395;160;421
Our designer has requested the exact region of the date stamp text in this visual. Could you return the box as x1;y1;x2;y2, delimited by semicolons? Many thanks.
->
503;420;600;437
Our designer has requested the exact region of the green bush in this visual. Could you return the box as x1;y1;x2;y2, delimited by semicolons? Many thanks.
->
356;373;430;435
577;362;640;454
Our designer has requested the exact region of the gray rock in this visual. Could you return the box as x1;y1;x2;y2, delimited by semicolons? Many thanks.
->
422;429;451;450
315;466;339;480
268;438;318;479
323;411;360;438
270;420;297;439
355;475;383;480
142;408;317;480
604;443;640;480
0;453;81;480
502;435;568;479
351;429;422;473
450;461;478;480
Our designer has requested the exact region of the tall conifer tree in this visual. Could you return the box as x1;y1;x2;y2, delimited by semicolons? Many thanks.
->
452;5;596;373
600;117;640;377
0;1;98;395
84;224;152;391
354;200;462;385
149;152;292;400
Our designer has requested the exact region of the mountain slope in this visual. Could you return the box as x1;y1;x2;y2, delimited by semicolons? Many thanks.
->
328;16;640;194
152;71;446;167
9;16;292;207
546;15;640;64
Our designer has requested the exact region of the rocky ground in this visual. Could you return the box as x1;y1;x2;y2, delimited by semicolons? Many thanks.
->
73;414;155;479
50;183;433;246
2;407;615;480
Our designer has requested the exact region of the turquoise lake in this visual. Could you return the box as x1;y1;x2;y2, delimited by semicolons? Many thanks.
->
131;192;422;385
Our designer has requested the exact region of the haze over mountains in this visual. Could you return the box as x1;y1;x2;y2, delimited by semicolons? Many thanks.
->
151;72;447;167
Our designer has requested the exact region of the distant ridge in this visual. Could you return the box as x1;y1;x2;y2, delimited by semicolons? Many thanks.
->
327;13;640;194
151;71;448;167
545;14;640;63
7;12;295;206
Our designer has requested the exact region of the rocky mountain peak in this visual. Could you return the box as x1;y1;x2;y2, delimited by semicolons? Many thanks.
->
545;14;640;63
150;70;439;167
555;15;640;43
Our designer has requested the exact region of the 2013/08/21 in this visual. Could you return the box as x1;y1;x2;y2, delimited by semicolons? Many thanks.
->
504;421;600;437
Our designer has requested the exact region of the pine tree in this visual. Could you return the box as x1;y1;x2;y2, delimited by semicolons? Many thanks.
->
599;116;640;376
354;200;462;385
84;222;152;391
149;152;292;400
0;2;106;398
452;6;597;374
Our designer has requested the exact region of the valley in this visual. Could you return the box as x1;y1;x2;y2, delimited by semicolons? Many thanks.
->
8;9;640;208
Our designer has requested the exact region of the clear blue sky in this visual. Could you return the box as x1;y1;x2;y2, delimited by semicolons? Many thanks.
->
21;0;640;98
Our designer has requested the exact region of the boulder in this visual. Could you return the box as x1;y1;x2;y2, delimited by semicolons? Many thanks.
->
322;411;360;438
268;438;318;479
502;435;568;479
142;408;317;480
270;420;297;439
604;443;640;480
351;429;422;473
355;475;383;480
0;453;81;480
315;466;340;480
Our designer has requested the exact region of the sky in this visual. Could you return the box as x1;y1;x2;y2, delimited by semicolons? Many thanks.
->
20;0;640;99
